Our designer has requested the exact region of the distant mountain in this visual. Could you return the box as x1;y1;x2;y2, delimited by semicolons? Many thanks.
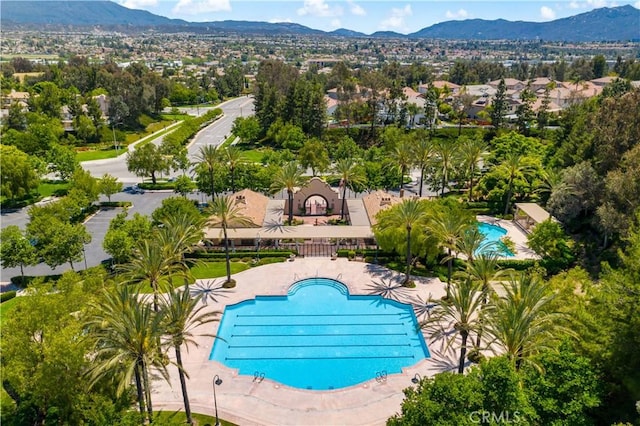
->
409;5;640;41
1;1;638;41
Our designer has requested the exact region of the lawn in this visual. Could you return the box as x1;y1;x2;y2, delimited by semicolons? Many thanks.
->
136;261;250;293
241;149;264;163
76;148;122;162
155;410;237;426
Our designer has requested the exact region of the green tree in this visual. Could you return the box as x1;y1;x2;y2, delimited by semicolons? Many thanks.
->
501;152;528;216
152;196;201;226
298;138;330;177
173;175;196;198
270;161;307;225
70;167;99;203
206;196;254;286
411;132;433;197
332;158;366;221
126;143;170;185
231;116;261;143
374;198;429;285
523;343;601;426
432;138;460;196
389;138;414;193
489;78;508;130
98;173;123;203
221;146;243;193
27;212;91;270
0;225;37;284
103;212;153;264
194;145;219;201
424;277;485;373
459;135;488;202
160;288;219;425
48;143;79;181
0;144;39;200
86;285;168;423
527;220;574;268
485;273;573;370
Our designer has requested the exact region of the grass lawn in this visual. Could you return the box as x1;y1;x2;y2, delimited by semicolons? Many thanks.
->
155;410;237;426
136;261;250;293
76;148;122;162
241;149;264;163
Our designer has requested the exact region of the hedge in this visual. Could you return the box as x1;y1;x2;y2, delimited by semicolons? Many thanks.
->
496;259;538;270
162;109;223;149
1;291;17;303
187;250;296;260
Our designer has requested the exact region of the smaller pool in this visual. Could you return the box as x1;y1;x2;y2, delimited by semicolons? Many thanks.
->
477;222;514;257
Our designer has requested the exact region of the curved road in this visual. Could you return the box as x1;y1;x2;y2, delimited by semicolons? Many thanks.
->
81;96;254;182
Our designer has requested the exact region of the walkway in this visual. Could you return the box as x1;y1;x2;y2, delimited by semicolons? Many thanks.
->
152;259;454;426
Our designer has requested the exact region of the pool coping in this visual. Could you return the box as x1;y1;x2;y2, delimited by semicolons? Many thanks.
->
151;258;459;426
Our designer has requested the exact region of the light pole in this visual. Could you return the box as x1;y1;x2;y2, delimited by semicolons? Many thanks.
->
255;232;261;261
212;375;222;426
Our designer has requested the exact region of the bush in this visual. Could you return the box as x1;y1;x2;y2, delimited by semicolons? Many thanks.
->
347;250;356;260
139;182;175;190
100;201;132;208
496;259;537;270
187;250;295;260
1;291;17;303
253;257;287;266
467;349;485;364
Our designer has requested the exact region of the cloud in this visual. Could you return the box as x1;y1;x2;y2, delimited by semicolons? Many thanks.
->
379;4;412;30
636;0;640;8
331;18;342;28
120;0;157;8
445;9;469;19
297;0;343;17
568;0;614;8
540;6;556;19
269;17;293;23
347;0;366;16
172;0;231;15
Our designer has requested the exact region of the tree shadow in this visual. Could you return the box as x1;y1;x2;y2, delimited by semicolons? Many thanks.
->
189;279;232;305
366;278;410;301
407;293;438;321
364;263;402;282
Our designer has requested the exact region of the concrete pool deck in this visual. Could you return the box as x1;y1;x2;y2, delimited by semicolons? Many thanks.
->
151;258;460;426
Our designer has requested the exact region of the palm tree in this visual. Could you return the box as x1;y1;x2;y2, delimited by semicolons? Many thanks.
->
194;145;219;202
332;158;366;220
501;152;529;216
157;212;206;287
485;272;574;370
206;196;254;285
411;132;433;197
161;287;220;425
460;136;488;202
375;198;428;285
423;277;485;373
389;139;414;194
222;146;243;193
428;210;472;296
86;286;168;423
432;138;459;196
455;226;490;264
120;236;180;312
270;161;307;225
464;251;509;348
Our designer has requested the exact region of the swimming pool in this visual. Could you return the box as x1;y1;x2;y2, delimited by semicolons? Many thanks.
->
209;278;430;390
477;222;514;257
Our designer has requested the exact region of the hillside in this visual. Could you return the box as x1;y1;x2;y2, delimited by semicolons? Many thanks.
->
1;1;638;41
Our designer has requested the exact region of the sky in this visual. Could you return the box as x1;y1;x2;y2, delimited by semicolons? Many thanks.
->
117;0;640;34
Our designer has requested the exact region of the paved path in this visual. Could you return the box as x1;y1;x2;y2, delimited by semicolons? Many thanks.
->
152;259;455;426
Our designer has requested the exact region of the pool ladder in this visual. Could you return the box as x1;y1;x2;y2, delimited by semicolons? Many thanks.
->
375;370;387;384
253;371;265;383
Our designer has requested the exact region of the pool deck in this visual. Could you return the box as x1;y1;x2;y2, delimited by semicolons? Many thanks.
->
476;215;539;260
151;258;459;426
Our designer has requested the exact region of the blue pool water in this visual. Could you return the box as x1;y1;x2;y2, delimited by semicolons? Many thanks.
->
209;278;430;390
477;222;514;257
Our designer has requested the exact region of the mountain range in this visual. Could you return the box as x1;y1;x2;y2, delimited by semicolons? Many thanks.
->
1;1;639;41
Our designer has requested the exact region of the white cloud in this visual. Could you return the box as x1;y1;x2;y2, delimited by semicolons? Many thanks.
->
635;0;640;8
173;0;231;15
120;0;157;9
379;4;412;31
540;6;556;19
297;0;343;17
269;17;293;23
445;9;469;19
347;0;366;16
567;0;614;8
331;18;342;28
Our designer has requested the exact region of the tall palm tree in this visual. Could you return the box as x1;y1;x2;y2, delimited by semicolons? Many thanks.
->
270;161;307;225
460;136;488;202
375;198;428;285
428;209;472;296
464;251;509;348
206;196;254;285
485;272;574;370
157;212;206;287
423;277;485;373
222;146;243;193
500;152;529;216
86;286;168;423
332;158;366;220
194;145;219;202
432;138;459;196
120;236;180;312
389;139;414;194
455;226;489;264
161;287;220;425
411;132;433;197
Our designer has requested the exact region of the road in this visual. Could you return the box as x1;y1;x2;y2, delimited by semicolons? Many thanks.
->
81;96;255;182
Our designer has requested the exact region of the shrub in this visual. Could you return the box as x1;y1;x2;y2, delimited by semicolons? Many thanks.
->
1;291;17;303
347;250;356;260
